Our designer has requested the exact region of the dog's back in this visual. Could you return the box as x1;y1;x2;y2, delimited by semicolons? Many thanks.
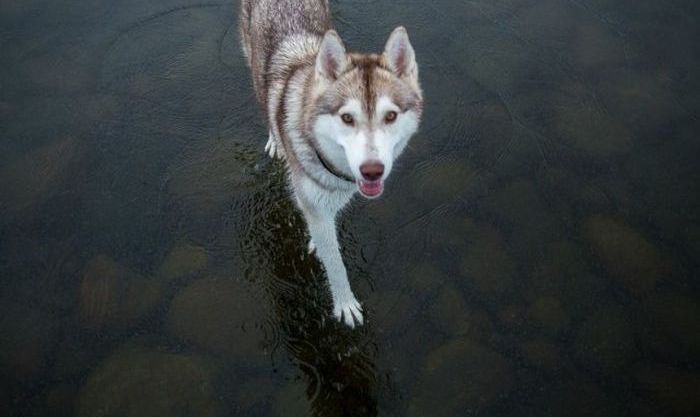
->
240;0;331;106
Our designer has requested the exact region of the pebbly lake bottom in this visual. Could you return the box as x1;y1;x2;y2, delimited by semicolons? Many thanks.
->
1;0;699;416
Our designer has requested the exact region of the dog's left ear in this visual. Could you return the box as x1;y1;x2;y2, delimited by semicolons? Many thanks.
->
383;26;417;78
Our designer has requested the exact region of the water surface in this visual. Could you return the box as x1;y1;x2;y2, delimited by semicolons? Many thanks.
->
1;0;699;416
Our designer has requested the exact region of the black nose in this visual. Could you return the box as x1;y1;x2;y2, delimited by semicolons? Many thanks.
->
360;161;384;181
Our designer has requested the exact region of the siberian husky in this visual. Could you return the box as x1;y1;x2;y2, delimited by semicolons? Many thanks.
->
240;0;423;327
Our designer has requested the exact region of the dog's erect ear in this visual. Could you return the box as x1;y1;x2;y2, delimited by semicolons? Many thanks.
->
316;30;348;80
383;26;417;78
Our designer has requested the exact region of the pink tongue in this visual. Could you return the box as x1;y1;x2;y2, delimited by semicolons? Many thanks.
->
359;180;383;197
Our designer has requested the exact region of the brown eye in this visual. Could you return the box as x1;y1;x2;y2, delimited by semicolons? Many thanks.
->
384;111;398;123
341;113;354;125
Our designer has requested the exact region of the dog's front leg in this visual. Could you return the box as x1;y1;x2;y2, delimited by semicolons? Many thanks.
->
305;213;363;328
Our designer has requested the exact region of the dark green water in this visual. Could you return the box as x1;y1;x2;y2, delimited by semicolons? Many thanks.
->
1;0;699;416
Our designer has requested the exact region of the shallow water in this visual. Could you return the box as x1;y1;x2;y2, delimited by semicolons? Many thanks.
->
1;0;699;416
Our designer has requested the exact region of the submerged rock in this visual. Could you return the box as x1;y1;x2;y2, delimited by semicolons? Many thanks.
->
521;339;563;372
582;216;664;295
459;223;517;296
427;286;472;336
389;320;445;387
553;82;632;156
412;157;477;205
456;25;535;92
634;364;700;415
406;261;448;298
510;0;576;48
498;303;527;331
427;286;493;341
529;240;606;320
0;135;81;217
52;334;99;380
166;275;268;366
598;69;685;136
0;299;56;382
367;289;422;334
76;345;223;417
481;180;557;233
527;295;571;336
157;241;209;283
574;22;628;70
573;305;636;374
79;255;161;331
44;382;78;417
479;179;564;263
422;214;480;260
409;338;514;416
645;293;700;363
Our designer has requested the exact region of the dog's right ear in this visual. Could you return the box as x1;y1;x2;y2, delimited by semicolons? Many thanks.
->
316;30;348;81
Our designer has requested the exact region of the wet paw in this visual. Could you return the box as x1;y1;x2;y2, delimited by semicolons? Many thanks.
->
332;295;363;328
265;131;284;159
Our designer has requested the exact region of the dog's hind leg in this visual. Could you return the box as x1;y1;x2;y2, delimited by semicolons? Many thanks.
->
265;130;285;160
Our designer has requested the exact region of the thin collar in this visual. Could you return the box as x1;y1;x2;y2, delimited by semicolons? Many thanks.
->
314;148;355;183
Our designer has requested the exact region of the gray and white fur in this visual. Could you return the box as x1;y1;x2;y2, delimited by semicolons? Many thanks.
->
240;0;423;327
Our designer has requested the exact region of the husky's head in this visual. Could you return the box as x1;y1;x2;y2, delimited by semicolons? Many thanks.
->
309;27;423;199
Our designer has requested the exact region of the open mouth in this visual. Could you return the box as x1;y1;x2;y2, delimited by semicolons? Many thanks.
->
357;179;384;198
